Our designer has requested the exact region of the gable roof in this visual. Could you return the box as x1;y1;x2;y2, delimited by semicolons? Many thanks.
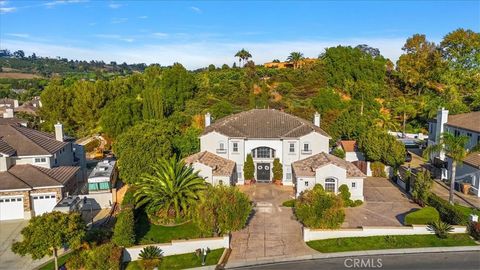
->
184;151;236;177
292;152;365;178
445;111;480;133
464;152;480;169
0;164;79;191
339;140;357;152
202;109;330;139
0;138;16;156
0;124;67;156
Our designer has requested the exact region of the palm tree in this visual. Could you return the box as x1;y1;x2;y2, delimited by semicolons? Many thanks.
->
133;156;206;220
286;52;304;69
423;132;479;204
394;97;416;135
234;49;252;67
374;111;399;131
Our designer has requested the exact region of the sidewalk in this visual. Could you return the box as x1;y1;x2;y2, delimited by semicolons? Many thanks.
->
432;180;480;209
226;245;480;268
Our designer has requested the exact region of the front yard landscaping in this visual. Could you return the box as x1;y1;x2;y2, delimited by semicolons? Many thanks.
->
39;252;74;270
124;248;224;270
135;212;206;244
307;234;477;253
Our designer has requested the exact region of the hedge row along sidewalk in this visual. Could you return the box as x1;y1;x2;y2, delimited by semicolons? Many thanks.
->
306;234;477;253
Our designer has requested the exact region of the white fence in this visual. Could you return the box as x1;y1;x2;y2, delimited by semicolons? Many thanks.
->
123;235;230;262
303;225;467;242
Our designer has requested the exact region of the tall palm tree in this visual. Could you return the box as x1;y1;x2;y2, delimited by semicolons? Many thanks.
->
375;111;399;131
394;96;416;135
286;52;304;69
234;49;252;67
133;156;206;220
423;132;479;204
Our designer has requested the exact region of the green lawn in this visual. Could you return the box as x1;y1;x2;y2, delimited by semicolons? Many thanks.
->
135;212;208;244
307;234;477;253
125;248;224;270
38;252;74;270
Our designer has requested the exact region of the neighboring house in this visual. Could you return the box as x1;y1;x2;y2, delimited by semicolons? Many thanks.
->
16;96;42;116
185;109;365;199
0;123;86;220
0;108;28;126
427;108;480;197
338;140;365;162
264;58;317;69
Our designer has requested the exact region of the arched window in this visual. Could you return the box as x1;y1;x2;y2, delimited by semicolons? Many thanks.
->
325;178;336;193
252;147;275;158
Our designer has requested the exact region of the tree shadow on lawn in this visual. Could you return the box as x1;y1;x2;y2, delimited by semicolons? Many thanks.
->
134;209;151;243
396;207;421;225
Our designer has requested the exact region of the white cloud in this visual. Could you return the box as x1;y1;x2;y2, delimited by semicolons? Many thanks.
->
138;15;148;19
111;17;128;24
152;32;168;38
0;1;8;6
0;6;15;13
88;22;97;26
190;6;202;13
108;3;121;9
6;33;29;38
0;38;406;69
44;0;88;8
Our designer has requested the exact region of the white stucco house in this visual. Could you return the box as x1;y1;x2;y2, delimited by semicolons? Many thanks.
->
427;108;480;197
184;109;365;199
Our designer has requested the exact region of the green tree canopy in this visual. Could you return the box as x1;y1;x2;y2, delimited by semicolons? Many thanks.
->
100;96;142;138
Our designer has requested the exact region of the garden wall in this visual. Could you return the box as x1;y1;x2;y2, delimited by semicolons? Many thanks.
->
123;235;230;262
303;225;467;242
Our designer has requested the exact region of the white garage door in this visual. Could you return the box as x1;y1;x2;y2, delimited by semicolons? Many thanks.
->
0;196;24;221
32;193;57;216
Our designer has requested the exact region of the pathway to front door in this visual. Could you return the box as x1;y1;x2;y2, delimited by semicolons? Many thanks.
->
228;184;316;264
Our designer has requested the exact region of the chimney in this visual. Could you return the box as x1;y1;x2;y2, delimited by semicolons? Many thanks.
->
314;112;321;127
13;99;19;108
3;108;14;118
205;112;211;127
435;107;448;143
54;122;64;142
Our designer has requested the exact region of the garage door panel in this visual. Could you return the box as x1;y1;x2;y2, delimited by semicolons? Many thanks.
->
0;196;24;221
32;194;57;216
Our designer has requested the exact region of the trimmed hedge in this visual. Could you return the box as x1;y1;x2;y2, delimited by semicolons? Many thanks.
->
427;194;469;225
404;207;440;225
282;199;296;207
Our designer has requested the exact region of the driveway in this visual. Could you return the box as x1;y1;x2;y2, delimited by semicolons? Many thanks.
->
0;220;49;270
229;184;315;264
343;177;419;228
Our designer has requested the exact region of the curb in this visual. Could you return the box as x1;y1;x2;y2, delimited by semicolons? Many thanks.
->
225;246;480;269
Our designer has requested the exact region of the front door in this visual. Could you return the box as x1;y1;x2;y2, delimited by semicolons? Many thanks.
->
256;163;271;182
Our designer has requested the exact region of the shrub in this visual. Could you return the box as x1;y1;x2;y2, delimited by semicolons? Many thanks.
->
282;199;296;207
112;208;135;247
404;207;440;225
468;221;480;240
338;184;352;206
85;227;112;245
370;162;386;177
67;243;123;270
194;185;252;236
350;200;363;207
121;186;136;209
427;194;468;225
427;220;454;239
411;170;433;206
294;187;345;229
139;246;163;270
244;154;255;180
272;158;283;181
332;148;346;159
313;184;324;193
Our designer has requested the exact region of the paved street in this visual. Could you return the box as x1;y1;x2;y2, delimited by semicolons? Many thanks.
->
343;177;419;227
0;220;49;270
234;251;480;270
228;184;316;264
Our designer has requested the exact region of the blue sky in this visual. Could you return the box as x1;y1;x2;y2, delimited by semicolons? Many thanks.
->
0;0;479;69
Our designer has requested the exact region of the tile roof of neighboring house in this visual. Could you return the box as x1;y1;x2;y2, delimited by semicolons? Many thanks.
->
0;138;16;156
184;151;236;177
340;140;357;152
16;104;38;115
464;153;480;169
203;109;330;138
0;117;28;126
0;98;17;108
446;111;480;133
0;124;67;156
0;165;79;191
292;152;366;178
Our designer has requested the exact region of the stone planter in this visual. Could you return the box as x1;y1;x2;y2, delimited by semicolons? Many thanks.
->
274;179;282;185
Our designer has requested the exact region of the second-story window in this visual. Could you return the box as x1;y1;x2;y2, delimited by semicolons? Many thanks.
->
289;143;295;153
217;141;226;154
34;157;47;163
232;142;238;153
303;143;310;153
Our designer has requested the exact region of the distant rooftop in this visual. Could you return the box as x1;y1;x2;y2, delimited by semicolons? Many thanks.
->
88;159;116;179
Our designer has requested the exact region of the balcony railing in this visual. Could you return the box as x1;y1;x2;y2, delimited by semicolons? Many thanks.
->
301;149;312;154
216;149;227;154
